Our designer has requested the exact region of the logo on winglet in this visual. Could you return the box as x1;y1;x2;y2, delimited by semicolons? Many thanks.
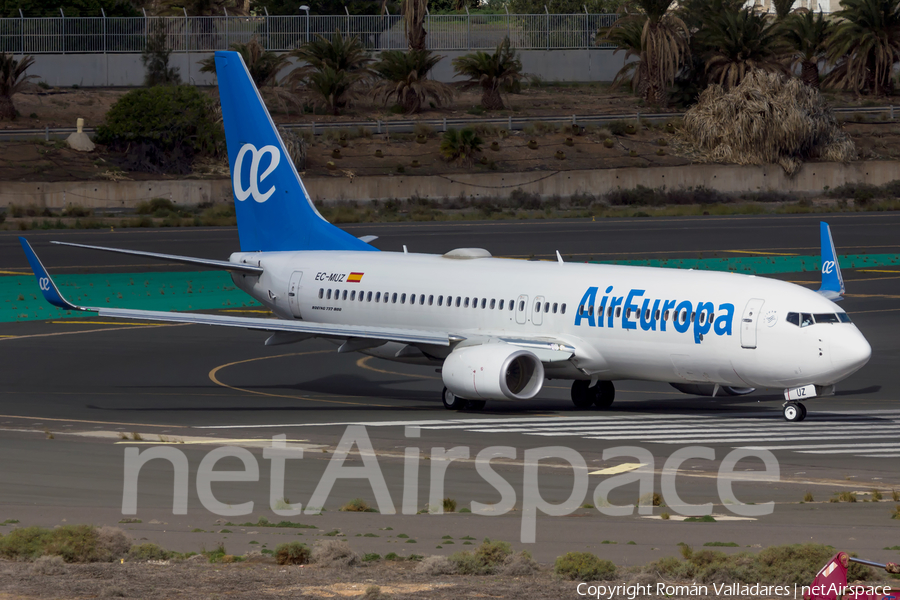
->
233;143;280;203
39;277;50;291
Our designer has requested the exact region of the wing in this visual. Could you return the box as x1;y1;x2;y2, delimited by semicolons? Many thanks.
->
51;241;263;274
20;238;449;347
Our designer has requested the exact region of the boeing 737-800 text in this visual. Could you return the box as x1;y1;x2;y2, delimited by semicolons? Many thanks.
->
20;50;871;421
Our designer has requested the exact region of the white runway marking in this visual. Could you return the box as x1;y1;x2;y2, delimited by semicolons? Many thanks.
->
196;410;900;458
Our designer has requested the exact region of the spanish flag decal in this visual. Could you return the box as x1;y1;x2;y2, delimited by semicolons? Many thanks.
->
347;272;364;283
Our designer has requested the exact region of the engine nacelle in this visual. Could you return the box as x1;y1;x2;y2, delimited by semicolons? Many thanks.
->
442;345;544;401
670;383;756;397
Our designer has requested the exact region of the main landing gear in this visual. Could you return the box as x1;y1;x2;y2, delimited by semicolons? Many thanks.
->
571;380;616;409
783;402;807;422
442;387;486;411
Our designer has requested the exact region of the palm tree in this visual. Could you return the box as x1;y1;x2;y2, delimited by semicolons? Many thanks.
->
373;50;453;114
287;31;374;116
199;37;288;88
772;0;796;20
826;0;900;96
598;13;649;97
404;0;427;51
0;53;37;121
782;9;832;88
698;8;788;88
600;0;689;107
440;128;483;166
451;37;523;110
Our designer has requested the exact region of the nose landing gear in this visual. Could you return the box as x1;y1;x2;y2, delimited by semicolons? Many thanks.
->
783;401;807;422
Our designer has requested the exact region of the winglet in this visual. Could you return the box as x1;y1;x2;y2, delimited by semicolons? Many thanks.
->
18;237;84;311
817;222;845;301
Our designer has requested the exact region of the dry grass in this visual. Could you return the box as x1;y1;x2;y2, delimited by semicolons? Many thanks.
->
312;540;361;568
681;70;855;175
803;491;815;503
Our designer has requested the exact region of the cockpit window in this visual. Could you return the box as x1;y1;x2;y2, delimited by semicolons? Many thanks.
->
814;313;840;324
838;313;852;323
787;312;799;326
800;313;813;327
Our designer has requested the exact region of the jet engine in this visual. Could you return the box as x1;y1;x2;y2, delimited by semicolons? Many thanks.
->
669;383;756;396
442;344;544;401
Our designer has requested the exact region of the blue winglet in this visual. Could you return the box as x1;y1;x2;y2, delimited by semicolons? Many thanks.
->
817;222;845;301
18;237;82;311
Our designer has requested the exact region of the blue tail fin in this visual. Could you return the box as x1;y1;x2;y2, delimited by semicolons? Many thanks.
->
817;221;844;301
215;51;376;253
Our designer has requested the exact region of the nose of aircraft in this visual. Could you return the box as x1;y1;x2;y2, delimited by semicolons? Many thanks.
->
830;327;872;380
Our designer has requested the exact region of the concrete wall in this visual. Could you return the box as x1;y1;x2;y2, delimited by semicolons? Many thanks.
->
1;161;896;210
28;49;627;87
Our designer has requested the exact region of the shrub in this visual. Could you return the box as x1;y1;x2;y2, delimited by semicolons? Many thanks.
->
440;128;483;166
341;498;376;512
275;542;310;565
501;551;539;576
892;505;900;520
31;555;66;575
442;498;457;513
312;540;360;567
0;525;133;563
362;552;381;562
128;543;172;561
94;86;223;174
141;26;181;86
449;538;512;575
555;552;617;581
417;555;456;575
803;491;814;502
135;198;176;216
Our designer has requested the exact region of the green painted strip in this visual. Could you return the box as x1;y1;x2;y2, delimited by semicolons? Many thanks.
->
2;253;898;324
0;271;261;324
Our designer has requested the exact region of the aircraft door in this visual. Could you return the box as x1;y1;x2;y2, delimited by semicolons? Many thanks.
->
533;295;545;326
740;298;765;349
515;294;528;325
288;271;304;319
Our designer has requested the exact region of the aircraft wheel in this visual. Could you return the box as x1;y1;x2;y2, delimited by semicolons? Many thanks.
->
798;403;807;421
783;402;803;422
465;400;486;411
593;381;616;409
442;387;467;411
571;380;594;409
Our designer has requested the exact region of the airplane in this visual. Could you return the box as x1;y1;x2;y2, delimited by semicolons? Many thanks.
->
19;50;871;422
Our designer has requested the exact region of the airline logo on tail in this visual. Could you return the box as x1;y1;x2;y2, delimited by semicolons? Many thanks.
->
233;143;280;203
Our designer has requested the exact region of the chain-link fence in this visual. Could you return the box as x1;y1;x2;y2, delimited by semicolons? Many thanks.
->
0;13;619;54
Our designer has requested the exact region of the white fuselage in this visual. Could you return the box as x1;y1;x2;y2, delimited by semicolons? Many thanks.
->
229;250;871;391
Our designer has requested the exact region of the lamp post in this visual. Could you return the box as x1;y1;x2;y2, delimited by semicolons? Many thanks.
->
299;5;310;44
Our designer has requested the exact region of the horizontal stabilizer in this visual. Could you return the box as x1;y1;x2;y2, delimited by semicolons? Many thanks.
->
51;241;263;274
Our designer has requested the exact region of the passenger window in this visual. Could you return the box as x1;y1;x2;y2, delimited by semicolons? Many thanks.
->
456;297;461;307
691;311;695;322
392;293;398;304
326;289;332;300
400;293;406;304
787;312;799;326
342;290;348;301
419;294;425;305
499;299;504;310
625;308;631;318
383;292;389;303
535;301;540;313
334;289;339;299
481;298;486;309
814;313;840;324
438;295;443;306
318;289;324;299
552;303;558;314
699;312;705;325
645;309;650;320
655;309;660;320
544;302;550;313
838;313;852;323
517;300;523;311
615;307;621;318
375;292;381;302
588;305;594;316
490;299;496;309
608;306;613;317
664;310;669;321
428;295;434;306
801;313;813;327
350;291;356;301
367;292;373;302
561;303;566;314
